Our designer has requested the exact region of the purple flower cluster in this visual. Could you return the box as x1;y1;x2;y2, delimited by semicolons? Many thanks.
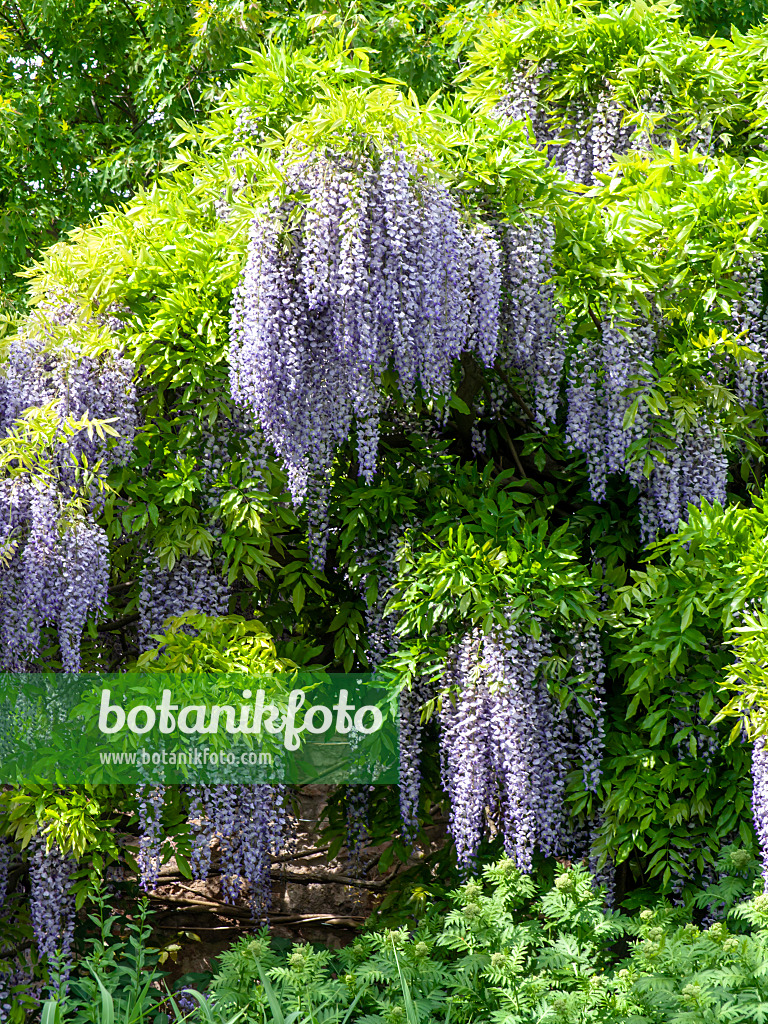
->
493;69;748;538
630;256;766;539
439;631;502;870
566;317;656;504
57;518;110;673
435;623;606;873
752;737;768;884
0;478;109;672
136;544;234;899
0;302;135;672
187;784;214;882
345;786;371;879
589;86;634;179
229;146;501;563
570;628;607;794
563;309;732;541
28;838;75;985
492;68;549;143
186;784;285;920
136;784;166;891
733;256;768;409
499;215;565;423
638;417;728;542
138;550;231;651
399;672;433;846
359;525;402;668
493;75;633;186
1;306;137;492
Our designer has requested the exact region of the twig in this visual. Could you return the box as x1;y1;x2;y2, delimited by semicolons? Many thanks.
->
115;0;149;42
272;844;331;863
152;869;385;891
153;924;241;932
268;914;366;925
497;422;527;478
149;893;367;927
271;870;386;891
98;612;140;632
148;893;252;918
154;917;364;930
493;366;537;422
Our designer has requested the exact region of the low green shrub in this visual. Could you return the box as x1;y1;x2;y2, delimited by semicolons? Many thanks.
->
198;860;633;1023
39;847;768;1024
38;887;211;1024
189;850;768;1024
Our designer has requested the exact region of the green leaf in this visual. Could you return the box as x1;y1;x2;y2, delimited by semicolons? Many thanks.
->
91;972;114;1024
449;395;471;416
292;581;306;615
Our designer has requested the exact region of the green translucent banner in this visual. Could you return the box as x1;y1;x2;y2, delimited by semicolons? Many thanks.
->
0;672;399;785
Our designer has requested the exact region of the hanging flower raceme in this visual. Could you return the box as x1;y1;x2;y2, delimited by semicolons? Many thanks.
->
28;839;76;990
138;550;231;652
432;622;606;873
752;737;768;885
398;673;430;847
136;551;232;897
1;306;137;501
732;254;768;411
230;145;501;564
0;478;109;673
565;316;656;506
136;784;166;892
561;312;731;539
0;302;135;672
186;783;286;921
638;417;728;542
492;71;634;187
499;214;566;424
488;51;758;542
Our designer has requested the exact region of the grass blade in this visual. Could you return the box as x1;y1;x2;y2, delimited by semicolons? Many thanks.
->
92;973;115;1024
255;961;286;1024
41;1001;60;1024
178;989;214;1023
390;936;419;1024
339;988;367;1024
177;988;246;1024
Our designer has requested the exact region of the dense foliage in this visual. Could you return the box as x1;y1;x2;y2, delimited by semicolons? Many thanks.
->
0;0;501;300
2;0;764;301
40;852;768;1024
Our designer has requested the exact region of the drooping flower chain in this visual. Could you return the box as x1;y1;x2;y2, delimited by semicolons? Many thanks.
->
28;839;76;988
752;737;768;885
138;550;231;651
230;147;501;564
0;303;134;672
186;783;286;920
436;623;606;872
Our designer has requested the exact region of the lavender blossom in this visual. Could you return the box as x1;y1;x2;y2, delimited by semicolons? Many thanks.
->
434;622;607;873
28;839;76;987
752;736;768;884
229;147;501;565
